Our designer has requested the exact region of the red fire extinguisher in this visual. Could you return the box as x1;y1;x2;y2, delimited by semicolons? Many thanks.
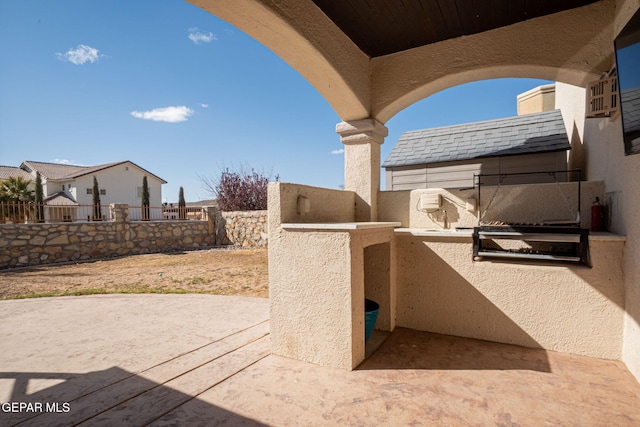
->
591;197;605;232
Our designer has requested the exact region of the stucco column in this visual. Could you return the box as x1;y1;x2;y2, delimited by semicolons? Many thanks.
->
336;119;388;222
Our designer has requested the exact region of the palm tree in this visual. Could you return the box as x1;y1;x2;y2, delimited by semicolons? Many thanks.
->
0;176;34;222
1;176;34;203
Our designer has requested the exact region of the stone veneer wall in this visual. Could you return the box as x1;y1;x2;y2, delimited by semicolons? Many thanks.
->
0;205;268;269
220;210;268;248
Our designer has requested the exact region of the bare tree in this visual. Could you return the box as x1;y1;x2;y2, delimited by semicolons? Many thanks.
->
198;166;277;211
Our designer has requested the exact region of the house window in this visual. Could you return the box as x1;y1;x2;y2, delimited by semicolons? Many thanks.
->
100;189;106;195
86;188;92;195
62;184;65;191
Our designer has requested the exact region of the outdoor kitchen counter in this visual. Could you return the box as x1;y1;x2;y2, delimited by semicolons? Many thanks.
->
589;232;626;241
395;228;474;238
275;221;400;370
394;228;626;241
281;222;402;230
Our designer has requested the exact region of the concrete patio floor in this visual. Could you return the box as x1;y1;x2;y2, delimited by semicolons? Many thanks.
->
1;294;639;426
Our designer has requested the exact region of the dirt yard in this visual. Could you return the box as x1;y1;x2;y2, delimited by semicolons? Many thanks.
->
0;249;268;300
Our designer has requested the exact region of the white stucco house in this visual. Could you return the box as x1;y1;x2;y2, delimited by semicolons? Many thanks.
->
15;160;166;221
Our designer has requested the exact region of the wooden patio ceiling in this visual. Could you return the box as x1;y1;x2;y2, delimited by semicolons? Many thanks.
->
310;0;602;58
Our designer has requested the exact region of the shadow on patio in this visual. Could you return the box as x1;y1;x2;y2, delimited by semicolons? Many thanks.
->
1;367;266;426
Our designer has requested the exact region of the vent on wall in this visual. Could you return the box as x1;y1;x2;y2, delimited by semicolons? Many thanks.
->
586;75;618;118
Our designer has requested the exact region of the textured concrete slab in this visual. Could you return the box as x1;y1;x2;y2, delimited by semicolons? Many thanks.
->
0;295;269;426
184;329;640;426
1;295;639;426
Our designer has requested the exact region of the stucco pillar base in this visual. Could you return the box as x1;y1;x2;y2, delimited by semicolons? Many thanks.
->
337;119;388;222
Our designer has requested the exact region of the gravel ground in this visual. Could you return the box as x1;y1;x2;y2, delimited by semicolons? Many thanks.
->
0;248;268;299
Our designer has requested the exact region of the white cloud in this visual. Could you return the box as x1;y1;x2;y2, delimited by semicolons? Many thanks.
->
200;103;209;108
131;106;194;123
53;159;85;166
188;28;216;44
330;148;345;155
56;44;103;65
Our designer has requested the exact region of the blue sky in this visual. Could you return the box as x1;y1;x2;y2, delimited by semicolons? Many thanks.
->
0;0;550;202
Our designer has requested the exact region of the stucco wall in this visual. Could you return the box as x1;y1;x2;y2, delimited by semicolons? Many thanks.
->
269;180;626;367
268;182;356;225
395;233;626;359
269;223;396;370
516;84;556;115
555;82;588;173
581;93;640;382
378;190;411;226
269;229;356;369
268;182;401;369
378;181;605;230
268;182;355;369
555;55;640;381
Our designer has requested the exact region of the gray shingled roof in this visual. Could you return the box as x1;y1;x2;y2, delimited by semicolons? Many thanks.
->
0;166;33;181
382;110;570;168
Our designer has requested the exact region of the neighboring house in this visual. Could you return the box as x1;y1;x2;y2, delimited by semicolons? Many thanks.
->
7;160;166;221
383;87;571;190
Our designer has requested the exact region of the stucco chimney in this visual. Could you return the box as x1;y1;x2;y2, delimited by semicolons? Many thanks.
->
517;84;556;115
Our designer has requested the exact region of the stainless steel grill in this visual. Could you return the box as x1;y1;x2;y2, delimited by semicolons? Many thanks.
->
472;171;591;266
473;225;590;265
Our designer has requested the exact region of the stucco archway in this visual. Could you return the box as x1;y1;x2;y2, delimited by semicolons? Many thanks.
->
189;0;617;125
369;0;617;123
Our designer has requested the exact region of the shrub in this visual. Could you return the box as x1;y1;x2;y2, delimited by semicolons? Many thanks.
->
200;167;273;211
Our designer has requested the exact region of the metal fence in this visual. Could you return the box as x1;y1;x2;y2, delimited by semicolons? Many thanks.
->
0;202;209;224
